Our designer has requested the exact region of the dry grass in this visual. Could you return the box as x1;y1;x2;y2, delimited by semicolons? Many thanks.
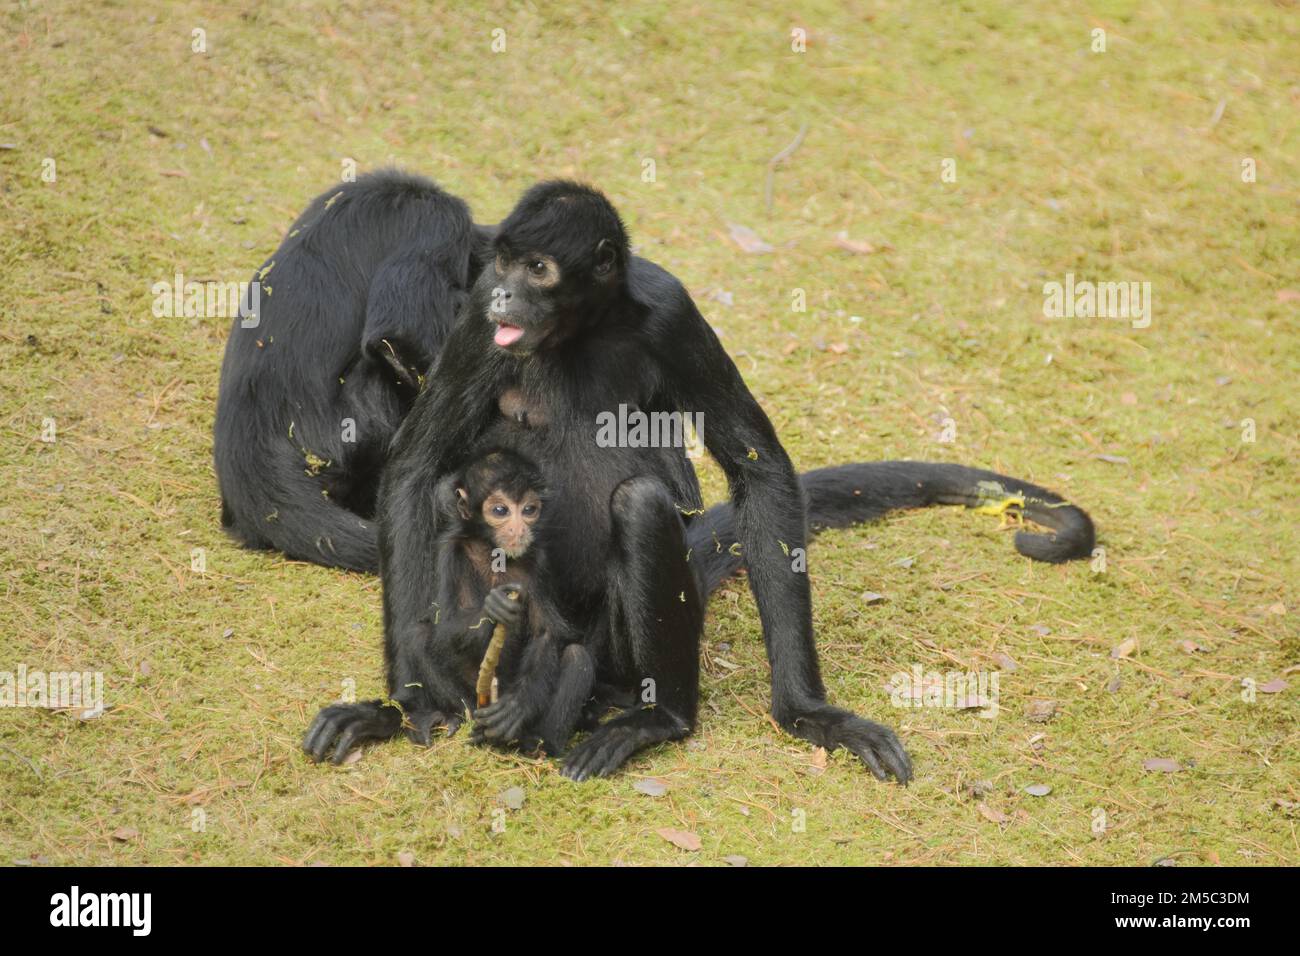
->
0;1;1296;865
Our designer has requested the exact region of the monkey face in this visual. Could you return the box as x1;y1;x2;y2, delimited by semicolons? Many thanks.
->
481;489;542;558
483;182;629;356
486;250;567;353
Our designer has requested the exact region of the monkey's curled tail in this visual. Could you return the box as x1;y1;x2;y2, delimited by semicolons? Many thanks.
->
687;461;1095;595
215;436;380;574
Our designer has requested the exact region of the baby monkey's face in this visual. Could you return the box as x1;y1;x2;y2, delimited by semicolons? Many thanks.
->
482;489;542;559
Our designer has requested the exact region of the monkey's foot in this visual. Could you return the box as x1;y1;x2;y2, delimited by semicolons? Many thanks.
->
403;707;463;746
303;701;403;764
782;703;912;784
561;708;689;781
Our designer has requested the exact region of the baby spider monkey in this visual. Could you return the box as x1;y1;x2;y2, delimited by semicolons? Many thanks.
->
428;448;596;757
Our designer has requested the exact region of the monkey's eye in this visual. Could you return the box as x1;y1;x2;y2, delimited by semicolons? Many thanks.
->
522;504;539;517
527;260;548;278
491;505;509;518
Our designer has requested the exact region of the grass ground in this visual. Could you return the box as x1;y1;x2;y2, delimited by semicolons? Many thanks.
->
1;1;1296;866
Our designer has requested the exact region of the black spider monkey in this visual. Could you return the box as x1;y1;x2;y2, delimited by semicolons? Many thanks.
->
214;170;493;572
303;180;1095;781
304;446;597;762
430;448;598;757
478;457;1093;762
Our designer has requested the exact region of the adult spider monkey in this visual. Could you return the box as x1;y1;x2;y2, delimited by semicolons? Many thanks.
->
304;180;1095;781
214;170;492;572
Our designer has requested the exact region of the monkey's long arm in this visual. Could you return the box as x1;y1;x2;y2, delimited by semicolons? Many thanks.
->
378;316;503;718
654;264;911;784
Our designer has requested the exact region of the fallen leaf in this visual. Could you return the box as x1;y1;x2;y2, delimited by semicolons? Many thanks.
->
1025;699;1058;723
834;231;875;254
633;778;668;797
977;802;1010;824
1258;678;1288;694
657;827;701;851
723;854;748;866
111;827;139;842
810;747;829;771
1024;784;1052;797
1106;674;1123;693
726;222;773;254
1276;289;1300;303
860;591;886;605
1111;638;1138;659
993;652;1019;672
499;786;526;810
397;851;415;867
1095;454;1130;465
1143;757;1182;773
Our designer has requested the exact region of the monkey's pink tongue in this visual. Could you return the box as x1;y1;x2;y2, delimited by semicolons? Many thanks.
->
494;323;525;347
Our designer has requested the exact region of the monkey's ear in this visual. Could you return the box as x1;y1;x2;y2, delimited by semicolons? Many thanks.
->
455;487;471;521
593;238;618;277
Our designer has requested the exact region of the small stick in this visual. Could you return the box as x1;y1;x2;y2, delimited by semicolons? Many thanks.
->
476;588;520;707
765;121;809;212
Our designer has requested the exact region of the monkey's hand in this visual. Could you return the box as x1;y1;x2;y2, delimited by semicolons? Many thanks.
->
483;583;527;630
470;692;542;750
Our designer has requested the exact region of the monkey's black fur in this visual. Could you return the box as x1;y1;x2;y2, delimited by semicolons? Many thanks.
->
303;179;1097;782
214;170;492;572
469;459;1092;760
689;461;1094;594
306;446;597;763
422;448;600;756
